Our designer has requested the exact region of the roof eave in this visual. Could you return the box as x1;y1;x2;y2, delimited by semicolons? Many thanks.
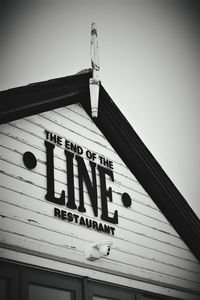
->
0;70;92;124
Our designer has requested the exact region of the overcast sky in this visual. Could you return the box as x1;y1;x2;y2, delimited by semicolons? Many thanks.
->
1;0;200;218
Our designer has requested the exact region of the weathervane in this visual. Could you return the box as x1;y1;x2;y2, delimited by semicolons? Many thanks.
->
89;23;100;118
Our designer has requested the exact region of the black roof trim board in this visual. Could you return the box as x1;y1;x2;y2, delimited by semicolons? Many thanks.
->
0;70;200;262
0;70;92;124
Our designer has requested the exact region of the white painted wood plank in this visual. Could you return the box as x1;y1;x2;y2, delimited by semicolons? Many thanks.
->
0;145;195;258
0;158;186;250
1;222;200;292
0;130;155;210
1;187;198;269
0;131;164;213
0;132;173;222
1;121;148;200
0;158;193;262
63;104;91;120
1;225;200;293
1;196;200;272
0;180;195;264
0;144;178;234
2;199;200;282
49;109;107;144
9;116;141;185
53;107;101;134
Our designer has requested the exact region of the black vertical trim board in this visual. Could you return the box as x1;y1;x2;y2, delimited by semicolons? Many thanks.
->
82;277;89;300
0;71;200;262
0;261;20;300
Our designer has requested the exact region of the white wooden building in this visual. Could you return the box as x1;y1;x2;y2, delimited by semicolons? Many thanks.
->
0;68;200;300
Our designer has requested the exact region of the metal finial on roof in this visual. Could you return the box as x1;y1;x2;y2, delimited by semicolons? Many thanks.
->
90;23;100;73
89;23;100;118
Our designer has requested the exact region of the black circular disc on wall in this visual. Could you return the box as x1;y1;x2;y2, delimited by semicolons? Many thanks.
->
121;192;132;208
23;151;37;169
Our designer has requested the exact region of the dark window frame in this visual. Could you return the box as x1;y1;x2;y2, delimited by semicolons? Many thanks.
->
87;280;136;300
21;267;82;300
0;260;180;300
0;261;19;300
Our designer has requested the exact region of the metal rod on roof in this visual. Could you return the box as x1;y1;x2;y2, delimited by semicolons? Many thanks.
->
89;23;100;118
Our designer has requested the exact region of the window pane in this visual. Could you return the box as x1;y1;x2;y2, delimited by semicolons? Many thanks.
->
0;278;7;300
29;283;72;300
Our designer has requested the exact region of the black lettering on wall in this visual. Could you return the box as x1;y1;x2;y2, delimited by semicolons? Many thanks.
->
98;165;118;224
44;141;65;205
54;207;61;218
65;150;77;209
80;216;86;226
76;155;98;217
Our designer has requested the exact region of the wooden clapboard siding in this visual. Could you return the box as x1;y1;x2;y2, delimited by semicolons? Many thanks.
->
1;170;191;262
0;108;198;251
1;198;200;280
0;147;189;249
12;115;139;186
0;123;197;253
1;205;200;291
0;103;200;298
0;125;167;220
0;142;181;235
0;187;198;271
